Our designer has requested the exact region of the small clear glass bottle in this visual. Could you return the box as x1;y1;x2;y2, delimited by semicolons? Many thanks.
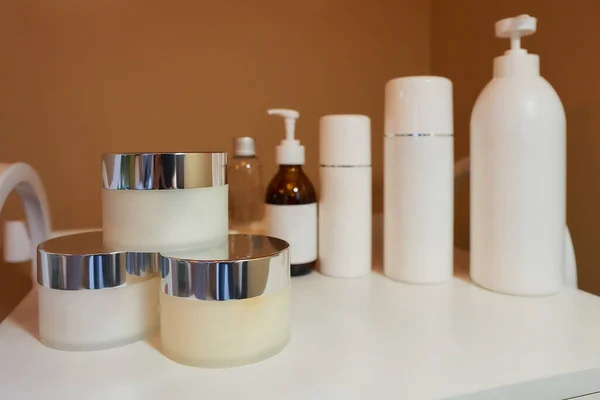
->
228;137;264;233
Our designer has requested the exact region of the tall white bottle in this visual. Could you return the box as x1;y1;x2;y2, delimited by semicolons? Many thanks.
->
470;15;566;296
384;76;454;284
319;115;371;278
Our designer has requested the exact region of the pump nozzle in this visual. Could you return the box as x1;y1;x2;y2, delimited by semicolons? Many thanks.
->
267;108;304;165
495;14;536;53
268;109;299;140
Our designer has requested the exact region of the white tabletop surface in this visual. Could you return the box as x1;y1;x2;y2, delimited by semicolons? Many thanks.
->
2;251;600;400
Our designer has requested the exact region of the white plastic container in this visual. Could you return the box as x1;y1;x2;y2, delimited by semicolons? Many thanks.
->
159;234;291;368
470;15;566;296
384;76;454;284
319;115;372;278
101;152;228;252
37;231;159;351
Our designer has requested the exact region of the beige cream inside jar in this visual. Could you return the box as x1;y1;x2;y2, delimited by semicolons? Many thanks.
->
159;234;291;368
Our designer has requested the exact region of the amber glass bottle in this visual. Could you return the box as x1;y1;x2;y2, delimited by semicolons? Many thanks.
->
265;165;317;276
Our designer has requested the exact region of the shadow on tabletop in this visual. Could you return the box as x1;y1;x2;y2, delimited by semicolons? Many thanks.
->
370;246;472;283
9;287;40;341
144;330;162;353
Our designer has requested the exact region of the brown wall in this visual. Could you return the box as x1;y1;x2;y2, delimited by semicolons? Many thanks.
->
0;1;431;317
0;0;431;227
432;0;600;294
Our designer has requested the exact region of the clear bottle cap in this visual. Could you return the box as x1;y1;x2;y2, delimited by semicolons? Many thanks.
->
234;137;256;157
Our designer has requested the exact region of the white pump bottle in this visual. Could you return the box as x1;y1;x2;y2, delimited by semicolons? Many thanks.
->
470;15;566;296
265;109;317;276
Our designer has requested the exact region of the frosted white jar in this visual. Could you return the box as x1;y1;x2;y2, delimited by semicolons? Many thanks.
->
37;232;159;351
38;277;158;351
101;152;228;252
159;234;291;367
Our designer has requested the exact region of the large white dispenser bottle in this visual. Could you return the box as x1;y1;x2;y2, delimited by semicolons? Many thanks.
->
384;76;454;284
470;15;566;296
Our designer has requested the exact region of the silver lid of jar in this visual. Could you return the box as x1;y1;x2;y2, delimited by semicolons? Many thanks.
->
37;231;158;290
102;152;227;190
160;234;290;301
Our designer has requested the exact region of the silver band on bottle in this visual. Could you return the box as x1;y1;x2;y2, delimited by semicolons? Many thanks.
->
319;164;372;168
159;234;290;301
102;152;227;190
37;231;158;290
384;133;453;137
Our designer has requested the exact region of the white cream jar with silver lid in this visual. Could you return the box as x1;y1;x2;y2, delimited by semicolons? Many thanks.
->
101;152;228;252
37;231;159;351
159;234;291;368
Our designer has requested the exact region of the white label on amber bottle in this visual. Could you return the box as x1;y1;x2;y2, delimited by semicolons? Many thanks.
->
264;203;317;265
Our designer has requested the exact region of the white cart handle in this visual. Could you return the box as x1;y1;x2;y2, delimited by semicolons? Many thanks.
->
0;163;51;281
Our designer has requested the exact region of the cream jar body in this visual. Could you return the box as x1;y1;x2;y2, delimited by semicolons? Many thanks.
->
38;277;158;351
101;152;228;251
37;231;159;351
159;234;291;367
102;186;228;251
160;284;290;367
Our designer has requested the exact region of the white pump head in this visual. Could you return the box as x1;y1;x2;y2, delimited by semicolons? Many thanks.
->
492;14;539;77
495;14;537;54
267;108;305;165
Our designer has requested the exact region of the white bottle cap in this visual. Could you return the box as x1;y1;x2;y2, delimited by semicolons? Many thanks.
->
267;109;304;165
385;76;453;135
320;115;371;167
233;137;256;157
